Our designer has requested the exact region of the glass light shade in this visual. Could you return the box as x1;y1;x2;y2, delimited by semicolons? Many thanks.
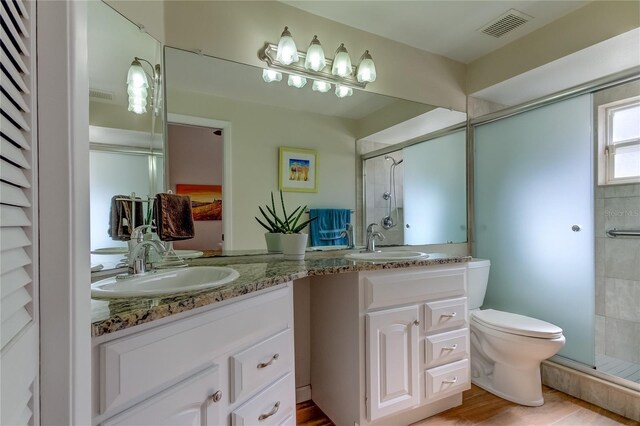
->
331;43;352;77
128;96;147;114
356;50;377;83
287;75;307;89
127;60;148;88
276;26;299;65
262;69;283;83
304;36;326;72
312;80;331;93
127;85;148;98
335;85;353;98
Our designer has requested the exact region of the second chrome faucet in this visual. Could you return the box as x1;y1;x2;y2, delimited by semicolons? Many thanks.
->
365;223;385;252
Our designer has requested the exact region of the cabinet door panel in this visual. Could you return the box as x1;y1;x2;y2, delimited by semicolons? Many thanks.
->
366;305;420;421
102;365;221;426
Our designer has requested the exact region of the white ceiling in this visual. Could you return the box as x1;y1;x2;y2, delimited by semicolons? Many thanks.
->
283;1;590;64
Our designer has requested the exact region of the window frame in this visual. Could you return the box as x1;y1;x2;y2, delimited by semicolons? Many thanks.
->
597;95;640;185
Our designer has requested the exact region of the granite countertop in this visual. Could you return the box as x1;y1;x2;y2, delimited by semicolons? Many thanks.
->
91;250;470;337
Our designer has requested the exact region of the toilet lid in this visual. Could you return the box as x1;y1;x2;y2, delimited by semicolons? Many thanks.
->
472;309;564;339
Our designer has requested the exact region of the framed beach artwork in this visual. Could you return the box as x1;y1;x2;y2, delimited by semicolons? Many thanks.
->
175;184;222;221
279;147;318;193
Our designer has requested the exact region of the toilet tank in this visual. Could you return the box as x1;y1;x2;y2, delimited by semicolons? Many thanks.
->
468;259;491;310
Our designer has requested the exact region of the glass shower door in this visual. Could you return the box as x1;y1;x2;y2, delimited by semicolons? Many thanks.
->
474;94;594;366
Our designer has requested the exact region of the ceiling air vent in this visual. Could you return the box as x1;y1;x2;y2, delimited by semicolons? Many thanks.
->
89;88;115;102
479;9;532;38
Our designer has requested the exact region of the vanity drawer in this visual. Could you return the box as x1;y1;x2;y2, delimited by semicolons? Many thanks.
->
362;266;466;310
424;297;467;333
425;328;468;368
231;372;295;426
230;328;293;403
425;359;470;402
99;287;292;415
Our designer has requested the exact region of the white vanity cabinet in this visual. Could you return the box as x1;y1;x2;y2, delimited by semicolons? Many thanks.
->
92;284;295;426
310;264;470;426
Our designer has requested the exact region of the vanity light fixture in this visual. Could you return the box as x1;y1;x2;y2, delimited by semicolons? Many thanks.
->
287;75;307;89
304;35;326;72
126;57;162;115
258;26;377;95
331;43;352;78
276;26;299;65
356;50;377;83
312;80;331;93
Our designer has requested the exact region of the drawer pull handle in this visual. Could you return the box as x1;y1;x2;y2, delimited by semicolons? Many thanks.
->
207;390;222;405
443;344;458;351
258;401;280;421
442;377;458;385
441;312;457;318
413;319;420;326
257;353;279;369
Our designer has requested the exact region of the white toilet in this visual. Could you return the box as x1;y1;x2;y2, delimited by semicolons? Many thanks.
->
468;259;565;406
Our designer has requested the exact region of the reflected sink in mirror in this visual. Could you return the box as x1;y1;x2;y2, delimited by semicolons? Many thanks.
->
344;251;429;262
91;266;239;299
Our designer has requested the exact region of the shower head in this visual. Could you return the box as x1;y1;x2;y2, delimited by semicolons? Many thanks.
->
384;155;402;166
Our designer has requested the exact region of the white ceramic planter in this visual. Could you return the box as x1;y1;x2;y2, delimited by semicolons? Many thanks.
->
264;232;282;253
281;233;308;260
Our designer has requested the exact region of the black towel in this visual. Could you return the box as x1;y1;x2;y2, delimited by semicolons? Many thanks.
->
108;195;144;240
154;193;195;241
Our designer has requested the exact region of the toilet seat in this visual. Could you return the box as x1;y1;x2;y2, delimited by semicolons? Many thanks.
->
471;309;563;339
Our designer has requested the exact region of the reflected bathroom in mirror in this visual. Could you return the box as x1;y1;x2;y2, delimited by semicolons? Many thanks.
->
88;1;164;269
362;126;467;246
163;46;467;252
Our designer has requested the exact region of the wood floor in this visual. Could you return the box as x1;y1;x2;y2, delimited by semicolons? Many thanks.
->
296;385;639;426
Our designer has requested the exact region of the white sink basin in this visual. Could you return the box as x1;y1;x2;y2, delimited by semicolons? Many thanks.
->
91;266;240;298
344;251;429;262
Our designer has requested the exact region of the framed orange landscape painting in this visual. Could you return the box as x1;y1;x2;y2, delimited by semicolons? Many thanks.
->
175;184;222;221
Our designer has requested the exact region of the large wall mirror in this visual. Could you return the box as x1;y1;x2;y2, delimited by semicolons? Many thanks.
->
88;1;163;268
163;46;467;251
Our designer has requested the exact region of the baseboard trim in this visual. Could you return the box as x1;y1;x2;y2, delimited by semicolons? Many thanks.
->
296;385;312;403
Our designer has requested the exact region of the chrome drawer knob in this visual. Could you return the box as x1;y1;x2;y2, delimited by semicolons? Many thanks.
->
443;344;458;351
441;312;457;318
208;390;222;405
442;376;458;384
413;319;420;326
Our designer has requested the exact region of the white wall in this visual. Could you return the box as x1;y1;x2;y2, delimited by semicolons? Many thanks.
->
168;88;358;250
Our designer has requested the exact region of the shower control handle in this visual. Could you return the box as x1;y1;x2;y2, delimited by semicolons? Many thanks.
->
572;225;582;232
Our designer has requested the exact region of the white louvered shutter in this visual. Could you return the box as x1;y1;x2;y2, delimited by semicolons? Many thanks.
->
1;0;39;425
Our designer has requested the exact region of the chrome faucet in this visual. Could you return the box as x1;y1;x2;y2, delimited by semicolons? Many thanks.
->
127;239;166;275
365;223;385;252
340;223;355;249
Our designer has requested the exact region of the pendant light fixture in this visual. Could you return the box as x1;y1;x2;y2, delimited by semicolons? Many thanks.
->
356;50;377;83
331;43;352;78
276;26;299;65
304;35;326;72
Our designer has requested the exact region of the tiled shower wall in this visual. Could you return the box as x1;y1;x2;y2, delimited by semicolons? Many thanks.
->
594;81;640;365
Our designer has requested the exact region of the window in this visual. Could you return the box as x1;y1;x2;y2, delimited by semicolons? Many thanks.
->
598;96;640;185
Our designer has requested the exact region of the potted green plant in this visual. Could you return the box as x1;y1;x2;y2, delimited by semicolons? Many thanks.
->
255;192;285;253
255;191;316;259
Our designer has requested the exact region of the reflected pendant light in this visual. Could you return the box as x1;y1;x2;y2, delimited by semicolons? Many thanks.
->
288;75;307;88
127;58;149;114
262;69;283;83
312;80;331;93
331;43;352;77
335;85;353;98
276;26;299;65
304;35;326;72
356;50;377;83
